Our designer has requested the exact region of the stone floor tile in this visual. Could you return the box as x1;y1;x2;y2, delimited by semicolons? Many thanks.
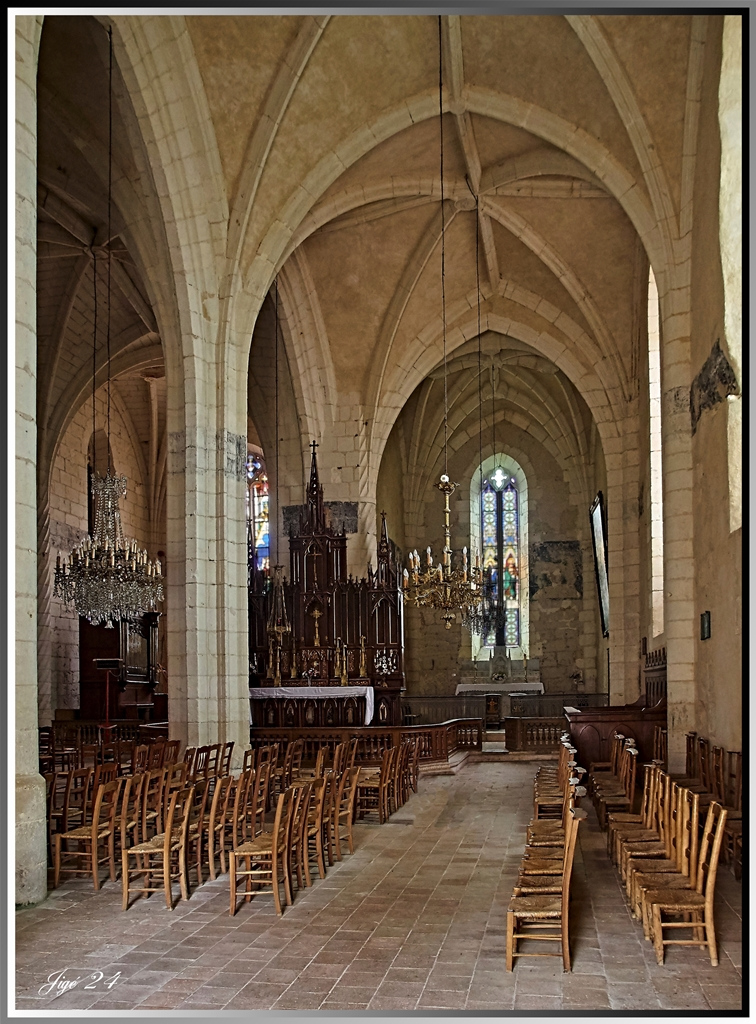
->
701;984;743;1010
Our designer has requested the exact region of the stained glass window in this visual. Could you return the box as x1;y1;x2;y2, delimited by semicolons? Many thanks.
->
246;453;270;574
481;470;520;647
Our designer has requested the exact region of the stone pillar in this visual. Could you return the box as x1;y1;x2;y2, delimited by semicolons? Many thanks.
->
15;14;47;905
660;273;695;775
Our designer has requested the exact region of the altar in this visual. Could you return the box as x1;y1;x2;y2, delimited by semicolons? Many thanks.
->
249;685;375;728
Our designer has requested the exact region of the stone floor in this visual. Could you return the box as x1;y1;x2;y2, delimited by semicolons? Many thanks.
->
16;761;743;1014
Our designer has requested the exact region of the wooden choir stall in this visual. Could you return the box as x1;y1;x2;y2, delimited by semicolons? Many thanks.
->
249;445;406;728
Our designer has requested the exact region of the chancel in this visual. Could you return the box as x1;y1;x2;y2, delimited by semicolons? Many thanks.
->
14;9;742;1014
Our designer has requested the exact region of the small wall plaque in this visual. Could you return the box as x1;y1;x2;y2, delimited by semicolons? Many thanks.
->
700;611;711;640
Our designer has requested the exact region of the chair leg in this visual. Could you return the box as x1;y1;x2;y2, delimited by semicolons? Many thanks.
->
651;904;665;965
506;910;515;971
108;833;117;881
121;851;130;911
272;855;284;916
53;835;61;889
164;851;173;910
706;907;718;966
92;841;101;891
229;853;237;916
561;914;571;971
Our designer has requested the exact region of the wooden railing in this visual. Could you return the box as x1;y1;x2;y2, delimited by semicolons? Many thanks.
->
401;695;487;725
249;717;483;766
508;692;609;717
504;716;565;753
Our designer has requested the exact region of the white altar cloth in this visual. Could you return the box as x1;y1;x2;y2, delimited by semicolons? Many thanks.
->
249;685;374;725
455;680;544;695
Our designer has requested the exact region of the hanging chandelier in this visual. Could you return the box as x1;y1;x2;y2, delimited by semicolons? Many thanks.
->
402;16;483;631
53;26;163;628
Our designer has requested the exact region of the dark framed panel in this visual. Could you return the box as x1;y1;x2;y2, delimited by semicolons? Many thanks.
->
590;491;610;638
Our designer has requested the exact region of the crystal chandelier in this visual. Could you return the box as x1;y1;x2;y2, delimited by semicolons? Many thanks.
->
402;17;483;630
54;472;163;626
53;27;163;628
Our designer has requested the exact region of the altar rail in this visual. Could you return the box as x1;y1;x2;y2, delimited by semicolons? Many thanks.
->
508;692;609;717
504;716;566;753
401;695;486;725
249;718;483;766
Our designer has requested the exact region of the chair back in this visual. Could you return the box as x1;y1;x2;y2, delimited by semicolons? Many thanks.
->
331;741;346;778
206;744;222;778
638;764;659;829
163;763;189;822
726;750;742;810
207;774;234;835
346;738;359;770
132;744;150;773
164;785;195;852
183;746;197;777
221;741;235;776
91;762;118;815
163;739;181;766
242;748;256;773
697;737;712;793
289;781;313;861
271;787;295;861
141;766;168;837
290;739;305;781
120;771;147;847
675;785;700;884
340;766;361;818
560;806;587;916
62;766;93;830
193;746;211;780
694;800;728;898
92;777;122;837
247;760;271;839
148;740;166;769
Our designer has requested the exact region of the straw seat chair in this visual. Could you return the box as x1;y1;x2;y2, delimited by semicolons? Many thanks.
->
334;766;361;859
515;807;587;896
122;784;195;910
229;786;295;916
627;786;699;919
305;776;328;881
54;777;123;890
641;801;728;965
506;804;586;971
206;774;234;880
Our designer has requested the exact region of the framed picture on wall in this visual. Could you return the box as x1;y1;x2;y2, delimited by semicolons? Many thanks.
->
590;491;610;637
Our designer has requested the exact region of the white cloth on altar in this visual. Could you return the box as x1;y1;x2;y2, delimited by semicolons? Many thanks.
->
249;685;374;725
455;680;544;695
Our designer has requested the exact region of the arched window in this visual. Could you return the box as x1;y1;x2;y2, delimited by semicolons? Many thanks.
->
648;268;664;636
246;448;270;576
470;454;529;659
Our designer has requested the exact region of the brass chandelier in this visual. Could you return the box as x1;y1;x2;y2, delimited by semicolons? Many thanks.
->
402;17;484;630
53;27;163;627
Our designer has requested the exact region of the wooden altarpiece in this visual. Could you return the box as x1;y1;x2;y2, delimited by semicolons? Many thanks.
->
249;445;405;726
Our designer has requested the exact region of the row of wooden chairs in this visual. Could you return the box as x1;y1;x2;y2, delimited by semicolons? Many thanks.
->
507;733;588;972
602;761;729;966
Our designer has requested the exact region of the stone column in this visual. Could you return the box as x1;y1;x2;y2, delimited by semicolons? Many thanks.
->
15;14;47;905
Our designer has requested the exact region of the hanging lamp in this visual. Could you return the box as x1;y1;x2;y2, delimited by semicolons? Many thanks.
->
402;17;484;630
53;27;163;626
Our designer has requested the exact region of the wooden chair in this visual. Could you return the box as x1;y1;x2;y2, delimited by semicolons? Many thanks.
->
298;745;328;781
526;781;584;848
192;746;211;781
122;784;195;911
162;763;189;830
206;743;222;778
628;785;699;919
606;762;661;861
506;804;586;971
357;746;393;824
183;746;197;778
54;777;123;891
220;741;234;775
334;766;361;859
408;735;420;794
147;740;166;769
273;742;296;797
593;746;639;828
642;801;728;965
229;787;295;917
617;775;675;883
